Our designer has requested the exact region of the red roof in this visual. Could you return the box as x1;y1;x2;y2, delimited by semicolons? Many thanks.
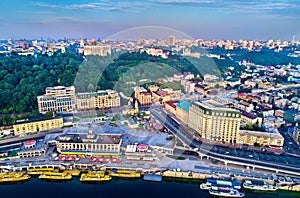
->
137;144;148;151
24;140;36;146
165;100;179;108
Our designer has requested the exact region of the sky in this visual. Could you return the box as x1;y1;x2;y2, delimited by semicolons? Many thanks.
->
0;0;300;40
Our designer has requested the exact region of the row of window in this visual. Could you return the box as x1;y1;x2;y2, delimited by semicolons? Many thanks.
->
59;143;118;151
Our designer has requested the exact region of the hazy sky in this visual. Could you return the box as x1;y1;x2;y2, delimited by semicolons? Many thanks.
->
0;0;300;40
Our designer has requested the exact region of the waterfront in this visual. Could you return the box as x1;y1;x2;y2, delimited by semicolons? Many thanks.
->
0;178;298;198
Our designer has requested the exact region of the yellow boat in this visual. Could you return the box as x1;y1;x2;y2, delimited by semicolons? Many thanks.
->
108;170;141;178
39;171;72;180
28;168;56;175
64;169;81;176
0;172;31;183
80;172;111;182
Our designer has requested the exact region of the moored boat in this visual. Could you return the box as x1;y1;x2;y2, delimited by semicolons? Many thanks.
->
38;171;72;181
108;169;141;178
200;178;240;190
80;172;111;182
27;168;56;175
64;169;81;176
243;180;277;191
209;186;245;197
0;172;31;183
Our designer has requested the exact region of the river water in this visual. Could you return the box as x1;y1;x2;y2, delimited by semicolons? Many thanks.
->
0;178;298;198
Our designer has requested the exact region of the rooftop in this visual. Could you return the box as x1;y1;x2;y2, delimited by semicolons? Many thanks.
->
239;130;284;139
14;116;62;125
176;100;191;112
193;98;240;114
56;133;122;144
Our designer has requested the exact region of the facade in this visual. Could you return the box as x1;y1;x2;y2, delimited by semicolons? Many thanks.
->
236;101;254;113
37;86;76;114
55;131;122;157
83;45;111;56
134;87;152;106
284;109;300;124
76;90;120;110
152;90;171;104
176;101;191;124
241;111;262;127
164;101;179;115
188;99;241;144
239;130;284;148
18;140;45;158
13;117;63;135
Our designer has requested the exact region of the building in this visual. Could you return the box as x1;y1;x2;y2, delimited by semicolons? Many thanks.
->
168;35;175;46
152;90;171;104
83;45;111;56
55;129;122;157
13;117;63;135
284;109;300;124
18;139;45;158
239;130;284;148
188;99;241;143
241;111;262;127
37;86;76;114
164;100;179;115
236;101;254;113
134;87;152;106
290;124;300;146
76;90;120;110
176;101;191;124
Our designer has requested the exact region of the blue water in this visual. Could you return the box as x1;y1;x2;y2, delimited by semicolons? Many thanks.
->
0;178;299;198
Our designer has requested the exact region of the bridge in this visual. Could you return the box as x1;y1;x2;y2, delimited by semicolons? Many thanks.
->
151;108;300;176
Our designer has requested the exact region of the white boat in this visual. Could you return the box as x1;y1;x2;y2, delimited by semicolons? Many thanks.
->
200;178;241;190
209;186;245;197
243;180;277;191
200;182;212;190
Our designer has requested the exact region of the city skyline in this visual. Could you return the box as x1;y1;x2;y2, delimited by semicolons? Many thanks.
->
0;0;300;40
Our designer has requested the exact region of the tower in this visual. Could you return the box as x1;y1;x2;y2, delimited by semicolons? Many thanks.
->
134;99;139;114
292;34;295;45
80;38;84;48
61;42;66;53
168;35;175;46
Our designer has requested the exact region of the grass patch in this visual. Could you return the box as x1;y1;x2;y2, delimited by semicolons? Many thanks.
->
112;114;121;121
166;155;185;160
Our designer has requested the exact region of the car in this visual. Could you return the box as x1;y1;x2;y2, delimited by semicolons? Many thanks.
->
248;155;253;158
225;152;230;155
288;142;293;145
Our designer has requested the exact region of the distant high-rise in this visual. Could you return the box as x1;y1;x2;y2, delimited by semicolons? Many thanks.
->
168;35;175;46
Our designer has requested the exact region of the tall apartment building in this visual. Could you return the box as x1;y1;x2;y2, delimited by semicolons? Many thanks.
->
83;45;111;56
76;90;120;110
188;99;241;144
37;86;75;114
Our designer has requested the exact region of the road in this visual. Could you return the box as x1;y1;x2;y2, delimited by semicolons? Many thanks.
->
150;107;300;175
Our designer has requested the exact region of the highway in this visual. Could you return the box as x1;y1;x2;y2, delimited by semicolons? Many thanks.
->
150;107;300;176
